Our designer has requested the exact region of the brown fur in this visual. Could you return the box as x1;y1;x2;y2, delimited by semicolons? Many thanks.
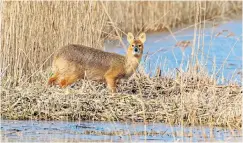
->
48;32;146;92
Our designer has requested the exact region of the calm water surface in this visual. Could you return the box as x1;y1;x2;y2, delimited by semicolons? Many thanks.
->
1;120;242;142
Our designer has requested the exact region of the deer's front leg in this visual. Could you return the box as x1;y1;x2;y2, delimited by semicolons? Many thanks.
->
105;76;117;93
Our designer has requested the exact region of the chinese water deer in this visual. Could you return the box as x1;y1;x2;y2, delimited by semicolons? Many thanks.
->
48;32;146;92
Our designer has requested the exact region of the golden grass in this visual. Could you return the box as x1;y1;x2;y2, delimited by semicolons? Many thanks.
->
1;1;106;85
104;1;242;33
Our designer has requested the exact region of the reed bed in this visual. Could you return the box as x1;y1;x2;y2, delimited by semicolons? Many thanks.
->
104;1;241;33
0;1;107;86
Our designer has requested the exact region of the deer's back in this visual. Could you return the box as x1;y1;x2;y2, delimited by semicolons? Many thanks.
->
54;44;125;70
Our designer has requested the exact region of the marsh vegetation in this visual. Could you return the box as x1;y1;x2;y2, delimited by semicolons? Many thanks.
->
0;1;242;142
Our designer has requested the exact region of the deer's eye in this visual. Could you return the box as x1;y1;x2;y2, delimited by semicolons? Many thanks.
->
132;44;135;47
138;45;142;47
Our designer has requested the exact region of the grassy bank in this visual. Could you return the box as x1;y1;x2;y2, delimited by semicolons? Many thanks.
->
1;67;242;129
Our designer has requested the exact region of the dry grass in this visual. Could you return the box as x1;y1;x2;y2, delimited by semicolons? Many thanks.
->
0;1;242;130
1;1;106;85
104;1;241;33
1;67;242;129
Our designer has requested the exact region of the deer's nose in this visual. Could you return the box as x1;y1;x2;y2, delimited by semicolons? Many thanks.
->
134;47;138;52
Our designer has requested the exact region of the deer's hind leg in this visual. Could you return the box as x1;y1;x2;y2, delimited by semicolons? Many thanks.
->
59;73;81;88
48;72;59;86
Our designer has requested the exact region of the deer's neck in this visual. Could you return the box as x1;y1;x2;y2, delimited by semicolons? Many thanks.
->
124;54;142;77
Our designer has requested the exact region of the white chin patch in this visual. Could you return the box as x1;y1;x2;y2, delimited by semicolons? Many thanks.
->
132;51;140;56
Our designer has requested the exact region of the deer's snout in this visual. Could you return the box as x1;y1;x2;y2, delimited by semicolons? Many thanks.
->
133;46;140;55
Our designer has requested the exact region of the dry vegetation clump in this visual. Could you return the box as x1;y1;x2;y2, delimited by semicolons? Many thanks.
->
1;69;241;129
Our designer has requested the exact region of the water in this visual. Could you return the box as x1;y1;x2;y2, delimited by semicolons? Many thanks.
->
105;20;242;83
1;120;242;142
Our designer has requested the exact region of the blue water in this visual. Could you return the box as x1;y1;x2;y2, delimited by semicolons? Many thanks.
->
1;120;242;142
105;20;242;84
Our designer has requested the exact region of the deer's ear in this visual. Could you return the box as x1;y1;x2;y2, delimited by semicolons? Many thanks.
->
138;33;146;43
127;32;134;44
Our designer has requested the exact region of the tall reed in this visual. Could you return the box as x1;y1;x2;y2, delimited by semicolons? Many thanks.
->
1;1;106;85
